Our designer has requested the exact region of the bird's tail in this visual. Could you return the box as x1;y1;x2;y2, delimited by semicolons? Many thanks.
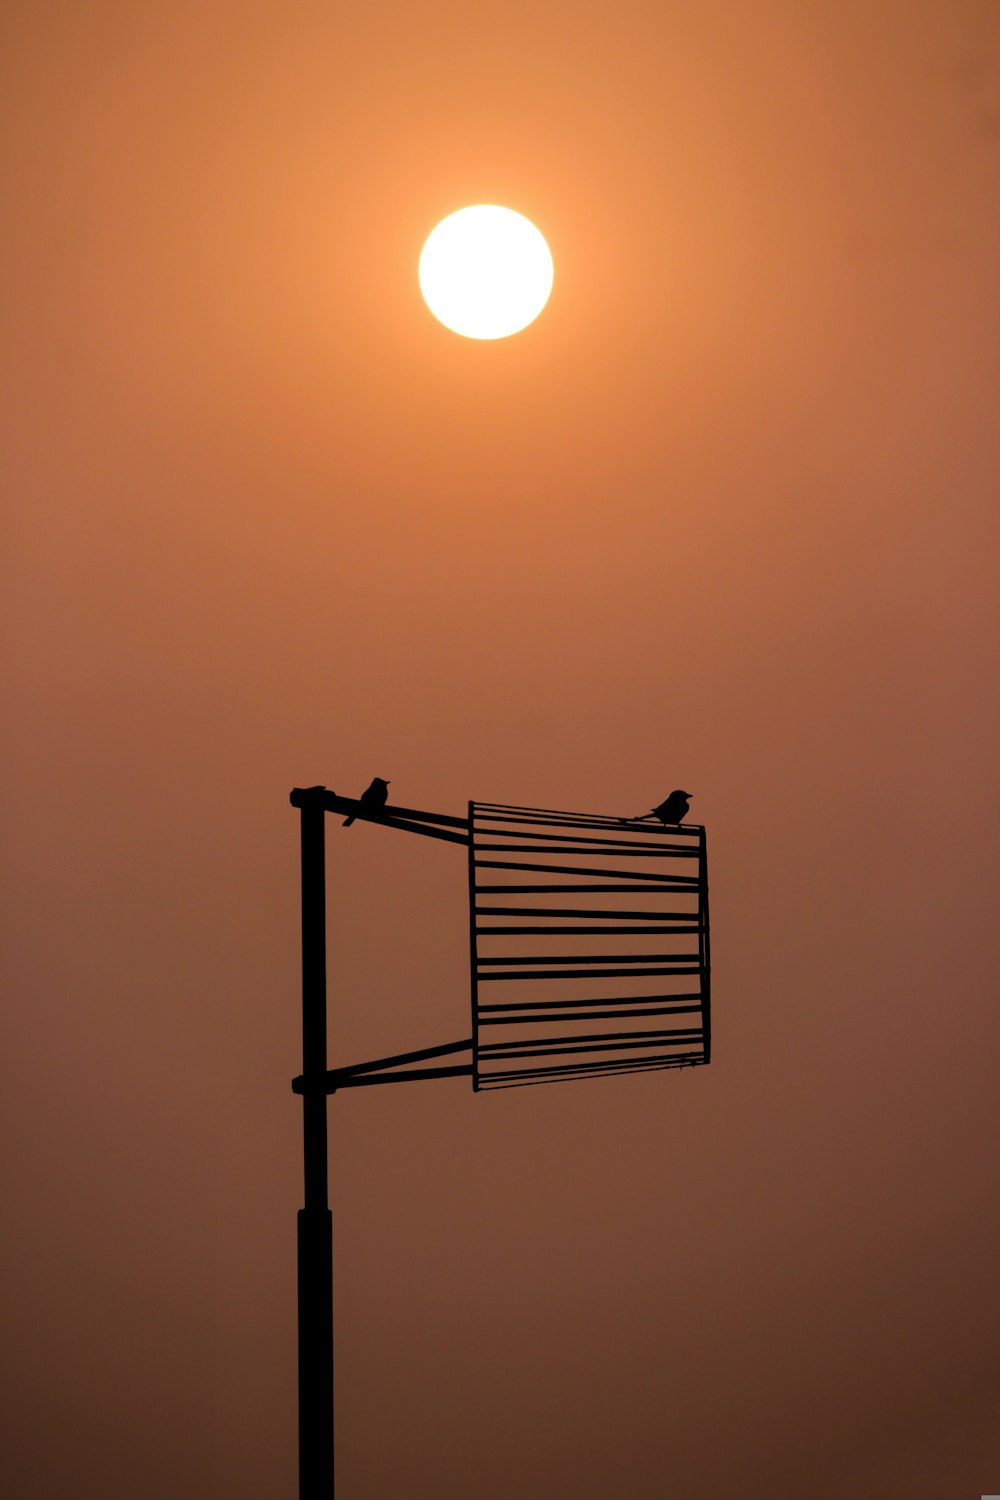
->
343;814;356;827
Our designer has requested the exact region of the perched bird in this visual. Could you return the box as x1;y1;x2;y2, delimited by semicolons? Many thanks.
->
625;789;692;826
343;777;390;827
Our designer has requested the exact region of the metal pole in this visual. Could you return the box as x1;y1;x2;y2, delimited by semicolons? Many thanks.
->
297;789;333;1498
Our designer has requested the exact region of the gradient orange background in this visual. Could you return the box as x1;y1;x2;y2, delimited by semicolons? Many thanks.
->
3;2;999;1496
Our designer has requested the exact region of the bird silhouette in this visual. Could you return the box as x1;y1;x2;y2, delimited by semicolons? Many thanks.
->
343;777;390;827
624;789;692;826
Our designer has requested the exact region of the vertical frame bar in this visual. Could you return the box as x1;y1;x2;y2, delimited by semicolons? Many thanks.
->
297;789;334;1499
467;801;481;1091
698;825;711;1066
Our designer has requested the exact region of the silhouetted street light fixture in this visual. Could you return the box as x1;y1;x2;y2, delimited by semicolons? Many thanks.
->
288;783;711;1498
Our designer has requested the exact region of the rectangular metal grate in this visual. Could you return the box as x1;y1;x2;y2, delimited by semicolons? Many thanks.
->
468;802;710;1090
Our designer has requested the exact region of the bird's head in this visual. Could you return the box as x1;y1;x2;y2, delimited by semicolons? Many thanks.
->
673;789;692;798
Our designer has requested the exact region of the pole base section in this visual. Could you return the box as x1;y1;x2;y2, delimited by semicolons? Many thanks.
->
298;1207;333;1499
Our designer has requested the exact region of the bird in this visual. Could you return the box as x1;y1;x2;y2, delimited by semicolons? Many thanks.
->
624;789;692;826
343;777;390;827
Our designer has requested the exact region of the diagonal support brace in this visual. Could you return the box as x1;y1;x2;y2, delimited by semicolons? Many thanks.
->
292;1038;473;1094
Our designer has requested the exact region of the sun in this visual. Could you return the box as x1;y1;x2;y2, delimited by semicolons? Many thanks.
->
419;205;553;340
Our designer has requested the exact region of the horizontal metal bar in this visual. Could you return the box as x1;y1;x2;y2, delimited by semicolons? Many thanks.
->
476;1003;704;1025
478;991;703;1013
480;1024;703;1052
479;1049;704;1079
479;1038;701;1062
475;826;699;844
480;1032;703;1062
473;826;695;852
474;843;698;857
473;801;701;832
477;952;698;966
475;883;701;895
475;906;701;921
478;964;701;981
477;1055;705;1088
474;804;646;825
334;1065;473;1088
476;925;699;935
474;859;700;884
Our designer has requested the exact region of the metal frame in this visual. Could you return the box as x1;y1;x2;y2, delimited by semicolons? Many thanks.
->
468;801;710;1089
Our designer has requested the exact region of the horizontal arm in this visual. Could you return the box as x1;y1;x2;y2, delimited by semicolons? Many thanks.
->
292;1038;474;1094
290;786;469;844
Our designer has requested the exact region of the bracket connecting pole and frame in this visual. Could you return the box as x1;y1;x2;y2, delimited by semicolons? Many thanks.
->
292;1037;474;1094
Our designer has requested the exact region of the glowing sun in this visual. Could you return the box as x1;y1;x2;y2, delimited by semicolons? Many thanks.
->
419;205;553;340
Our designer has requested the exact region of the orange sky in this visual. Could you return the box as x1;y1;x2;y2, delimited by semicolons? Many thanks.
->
3;2;1000;1496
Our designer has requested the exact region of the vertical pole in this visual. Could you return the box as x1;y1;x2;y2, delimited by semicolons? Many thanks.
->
297;789;334;1498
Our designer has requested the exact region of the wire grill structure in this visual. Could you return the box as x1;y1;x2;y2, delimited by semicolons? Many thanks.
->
468;802;710;1091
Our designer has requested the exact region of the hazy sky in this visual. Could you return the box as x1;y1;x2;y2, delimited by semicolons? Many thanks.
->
3;2;1000;1496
